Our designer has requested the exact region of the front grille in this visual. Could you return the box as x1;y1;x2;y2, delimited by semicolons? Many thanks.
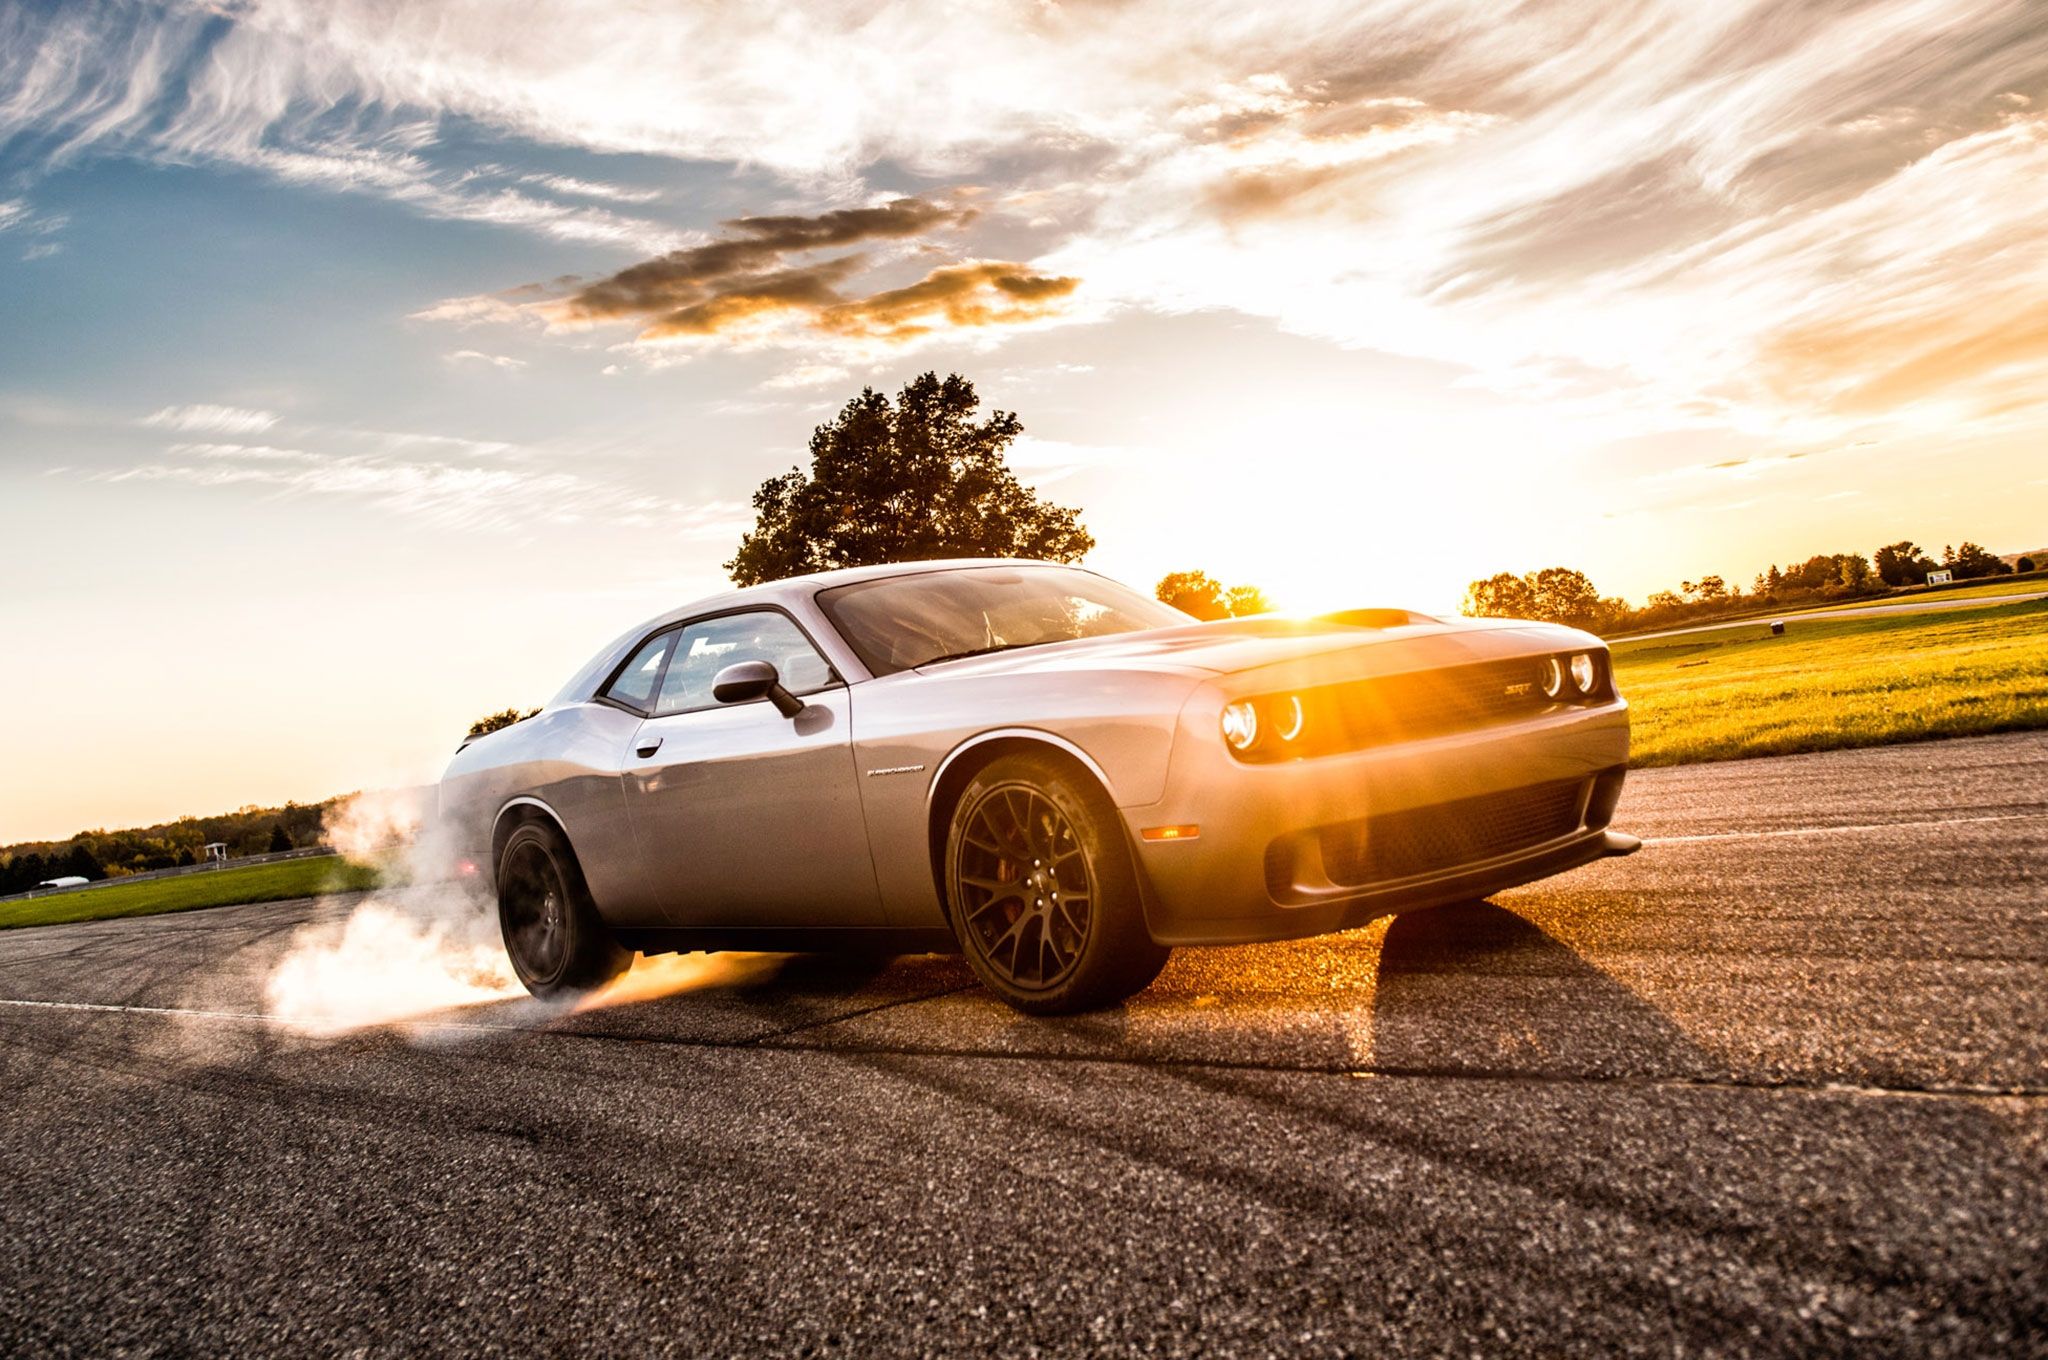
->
1308;658;1563;750
1291;778;1589;891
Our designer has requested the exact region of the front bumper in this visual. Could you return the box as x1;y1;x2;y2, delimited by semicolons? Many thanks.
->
1123;699;1635;947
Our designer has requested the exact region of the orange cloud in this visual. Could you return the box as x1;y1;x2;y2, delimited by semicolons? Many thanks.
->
819;262;1080;340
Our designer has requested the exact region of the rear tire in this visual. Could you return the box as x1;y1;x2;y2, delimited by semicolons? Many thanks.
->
944;753;1170;1015
496;820;628;998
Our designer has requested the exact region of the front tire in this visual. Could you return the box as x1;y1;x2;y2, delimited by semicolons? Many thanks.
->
944;753;1170;1015
496;820;628;998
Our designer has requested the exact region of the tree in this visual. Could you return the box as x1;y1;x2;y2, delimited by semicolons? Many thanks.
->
467;707;541;740
1155;570;1228;620
268;824;292;854
1874;540;1932;586
61;844;101;881
1461;572;1537;620
1154;572;1272;620
1838;554;1872;591
2020;556;2038;573
1681;575;1728;603
1527;567;1603;631
726;372;1093;585
1945;541;2009;579
1224;584;1272;617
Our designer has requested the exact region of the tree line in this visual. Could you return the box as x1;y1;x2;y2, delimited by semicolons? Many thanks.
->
0;798;338;894
1465;539;2033;636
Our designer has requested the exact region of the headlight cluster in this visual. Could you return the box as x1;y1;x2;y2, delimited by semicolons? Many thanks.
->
1539;651;1603;700
1219;649;1610;761
1220;694;1303;755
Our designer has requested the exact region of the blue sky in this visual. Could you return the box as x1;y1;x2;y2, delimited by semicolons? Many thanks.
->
3;0;2046;840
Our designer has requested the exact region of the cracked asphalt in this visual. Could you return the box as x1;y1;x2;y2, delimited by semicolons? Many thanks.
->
1;732;2043;1357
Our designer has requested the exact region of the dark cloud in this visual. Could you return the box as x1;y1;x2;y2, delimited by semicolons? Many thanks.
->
551;196;972;325
526;194;1071;343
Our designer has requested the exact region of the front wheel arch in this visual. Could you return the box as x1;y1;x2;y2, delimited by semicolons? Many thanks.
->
926;735;1136;929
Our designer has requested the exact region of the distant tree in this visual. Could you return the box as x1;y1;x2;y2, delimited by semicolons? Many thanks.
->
2020;556;2037;573
175;846;196;868
1945;542;2009;579
1837;555;1872;590
467;707;541;740
268;824;292;854
1156;570;1229;620
1645;590;1683;611
61;845;101;881
1681;575;1729;603
1224;584;1273;617
726;372;1092;586
1874;541;1932;587
1461;572;1538;620
1527;567;1603;631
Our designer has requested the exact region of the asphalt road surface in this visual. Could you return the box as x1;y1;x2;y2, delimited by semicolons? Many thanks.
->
1616;588;2048;642
3;734;2044;1357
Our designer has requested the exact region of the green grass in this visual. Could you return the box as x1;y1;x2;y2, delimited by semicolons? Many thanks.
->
0;856;381;930
1614;596;2048;767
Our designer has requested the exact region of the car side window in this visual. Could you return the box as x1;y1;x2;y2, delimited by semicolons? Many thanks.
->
602;629;678;713
655;611;834;717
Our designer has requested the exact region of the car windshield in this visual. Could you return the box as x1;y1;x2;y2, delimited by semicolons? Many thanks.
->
817;565;1191;676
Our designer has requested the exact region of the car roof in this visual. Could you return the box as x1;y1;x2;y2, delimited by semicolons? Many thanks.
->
551;558;1091;704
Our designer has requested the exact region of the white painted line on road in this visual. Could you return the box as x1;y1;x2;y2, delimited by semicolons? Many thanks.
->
0;995;512;1034
1645;810;2047;845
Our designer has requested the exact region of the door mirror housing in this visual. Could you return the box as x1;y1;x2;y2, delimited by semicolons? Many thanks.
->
711;659;806;718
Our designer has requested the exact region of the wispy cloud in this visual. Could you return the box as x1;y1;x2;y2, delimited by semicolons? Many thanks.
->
445;349;528;371
142;404;280;436
103;423;744;537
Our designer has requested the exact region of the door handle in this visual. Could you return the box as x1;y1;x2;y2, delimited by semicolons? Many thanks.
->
635;736;663;759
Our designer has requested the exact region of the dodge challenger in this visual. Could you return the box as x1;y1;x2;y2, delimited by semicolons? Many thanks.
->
439;559;1638;1013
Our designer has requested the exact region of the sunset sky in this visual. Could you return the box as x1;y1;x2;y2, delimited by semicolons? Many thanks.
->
4;0;2047;841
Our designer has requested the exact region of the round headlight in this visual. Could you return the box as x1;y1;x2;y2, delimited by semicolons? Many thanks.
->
1539;656;1565;699
1221;699;1260;751
1569;652;1597;694
1274;695;1305;742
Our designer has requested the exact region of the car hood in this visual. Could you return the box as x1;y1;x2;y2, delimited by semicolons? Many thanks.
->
911;611;1582;680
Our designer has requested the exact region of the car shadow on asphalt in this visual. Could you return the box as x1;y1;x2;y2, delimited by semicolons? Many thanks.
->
1364;900;1713;1081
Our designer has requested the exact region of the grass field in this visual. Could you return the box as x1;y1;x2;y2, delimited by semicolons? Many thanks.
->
0;856;381;931
1787;574;2048;614
1614;596;2048;766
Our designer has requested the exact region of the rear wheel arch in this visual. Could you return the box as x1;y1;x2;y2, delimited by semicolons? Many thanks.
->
490;799;571;889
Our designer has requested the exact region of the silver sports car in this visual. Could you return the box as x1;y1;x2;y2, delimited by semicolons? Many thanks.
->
439;559;1638;1013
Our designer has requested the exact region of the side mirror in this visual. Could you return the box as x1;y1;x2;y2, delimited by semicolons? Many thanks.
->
711;659;805;718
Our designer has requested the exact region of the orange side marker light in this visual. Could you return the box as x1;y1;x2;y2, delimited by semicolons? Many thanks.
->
1141;825;1201;842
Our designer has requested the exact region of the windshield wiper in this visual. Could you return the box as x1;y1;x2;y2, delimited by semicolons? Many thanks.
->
916;641;1044;667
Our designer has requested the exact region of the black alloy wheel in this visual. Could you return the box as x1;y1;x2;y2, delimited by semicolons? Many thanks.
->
946;753;1169;1014
496;820;628;997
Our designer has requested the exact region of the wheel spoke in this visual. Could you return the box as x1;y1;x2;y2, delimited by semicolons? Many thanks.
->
1056;898;1087;939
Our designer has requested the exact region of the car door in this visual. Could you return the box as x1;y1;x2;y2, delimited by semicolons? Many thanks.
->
620;608;884;928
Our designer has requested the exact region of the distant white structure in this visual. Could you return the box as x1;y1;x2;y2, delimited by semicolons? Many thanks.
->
204;842;228;866
1926;569;1954;586
34;876;89;890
